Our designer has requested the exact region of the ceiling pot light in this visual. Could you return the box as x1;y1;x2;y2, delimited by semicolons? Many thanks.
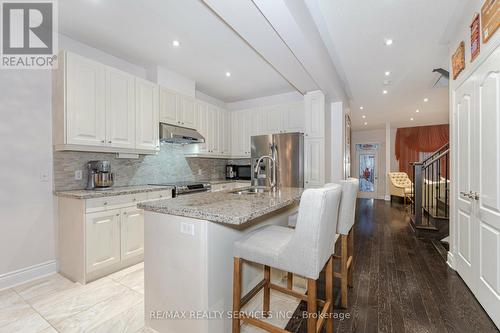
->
362;115;366;119
172;40;180;47
364;122;368;126
385;71;391;76
383;90;388;94
424;98;429;102
360;106;364;110
410;117;414;121
225;72;231;77
385;39;393;46
416;109;420;113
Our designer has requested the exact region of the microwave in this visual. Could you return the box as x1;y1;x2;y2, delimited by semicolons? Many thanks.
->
226;165;253;180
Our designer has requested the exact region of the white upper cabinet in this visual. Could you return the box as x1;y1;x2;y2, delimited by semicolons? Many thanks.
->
265;105;284;134
105;67;135;149
159;88;196;129
135;78;159;151
178;96;196;128
220;109;231;156
53;51;159;154
207;105;220;155
304;91;325;138
159;88;177;125
65;53;106;146
283;102;305;133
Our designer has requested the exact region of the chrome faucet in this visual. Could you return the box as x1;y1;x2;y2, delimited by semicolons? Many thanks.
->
254;155;278;191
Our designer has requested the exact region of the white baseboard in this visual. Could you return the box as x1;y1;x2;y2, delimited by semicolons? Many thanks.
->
0;260;57;291
447;251;455;270
384;195;390;201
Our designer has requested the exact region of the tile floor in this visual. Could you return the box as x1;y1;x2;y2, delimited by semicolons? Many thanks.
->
0;262;305;333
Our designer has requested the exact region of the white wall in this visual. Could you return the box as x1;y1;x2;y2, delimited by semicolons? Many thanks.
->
148;65;196;97
226;91;303;111
0;70;55;287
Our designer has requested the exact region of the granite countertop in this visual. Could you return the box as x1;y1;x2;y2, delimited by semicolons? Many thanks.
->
55;185;174;199
138;187;304;225
208;179;251;185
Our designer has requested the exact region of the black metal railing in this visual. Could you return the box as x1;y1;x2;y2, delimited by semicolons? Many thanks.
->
411;143;450;228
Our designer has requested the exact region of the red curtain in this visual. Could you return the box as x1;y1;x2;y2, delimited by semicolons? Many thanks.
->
395;124;449;177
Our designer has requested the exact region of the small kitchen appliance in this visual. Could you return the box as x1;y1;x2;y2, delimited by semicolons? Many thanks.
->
226;165;237;180
86;160;114;190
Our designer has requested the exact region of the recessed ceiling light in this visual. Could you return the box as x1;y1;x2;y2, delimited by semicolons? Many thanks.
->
360;106;364;110
225;72;231;77
423;98;429;102
362;115;366;119
410;117;414;121
364;122;368;126
416;109;420;113
385;71;391;76
383;90;388;94
172;40;180;47
385;39;393;46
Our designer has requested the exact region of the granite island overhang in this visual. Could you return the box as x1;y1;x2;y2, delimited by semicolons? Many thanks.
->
138;187;304;333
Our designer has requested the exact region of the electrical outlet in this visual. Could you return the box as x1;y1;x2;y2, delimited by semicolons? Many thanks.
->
40;172;49;182
180;222;195;236
75;170;83;180
198;169;203;176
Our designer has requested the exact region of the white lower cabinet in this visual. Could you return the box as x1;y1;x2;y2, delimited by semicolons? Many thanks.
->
304;138;325;188
120;207;145;262
58;190;171;284
86;210;121;274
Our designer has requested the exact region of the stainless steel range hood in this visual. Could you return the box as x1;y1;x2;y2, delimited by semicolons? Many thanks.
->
159;123;205;144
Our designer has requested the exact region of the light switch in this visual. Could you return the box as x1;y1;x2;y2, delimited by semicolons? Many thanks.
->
40;172;49;182
75;170;83;180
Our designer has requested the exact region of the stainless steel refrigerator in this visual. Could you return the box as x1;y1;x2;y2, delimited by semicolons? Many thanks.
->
251;132;304;188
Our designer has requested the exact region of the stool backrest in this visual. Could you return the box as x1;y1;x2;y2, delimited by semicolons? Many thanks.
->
285;185;342;279
325;178;359;235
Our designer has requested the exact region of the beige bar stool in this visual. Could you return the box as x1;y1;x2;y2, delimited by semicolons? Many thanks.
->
232;186;342;333
326;178;359;308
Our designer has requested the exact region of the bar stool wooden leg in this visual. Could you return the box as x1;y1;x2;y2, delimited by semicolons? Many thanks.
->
307;278;317;333
287;272;293;290
340;235;348;308
348;229;354;288
232;257;242;333
263;265;271;317
325;256;334;333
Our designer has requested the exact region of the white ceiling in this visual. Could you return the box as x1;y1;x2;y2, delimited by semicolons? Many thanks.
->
315;0;465;130
59;0;295;102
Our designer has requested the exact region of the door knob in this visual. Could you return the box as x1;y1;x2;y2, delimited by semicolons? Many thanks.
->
469;191;480;201
460;191;470;198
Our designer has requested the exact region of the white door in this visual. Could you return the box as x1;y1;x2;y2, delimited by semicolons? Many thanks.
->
356;149;378;199
105;67;135;149
179;96;196;129
159;88;177;125
474;54;500;327
86;210;121;273
121;207;144;261
304;138;325;188
454;78;475;288
66;53;106;146
135;78;159;151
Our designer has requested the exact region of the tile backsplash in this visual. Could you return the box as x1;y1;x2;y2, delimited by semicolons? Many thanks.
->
53;144;250;191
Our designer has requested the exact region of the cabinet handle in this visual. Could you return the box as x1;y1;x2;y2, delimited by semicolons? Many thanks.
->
123;212;127;215
116;213;120;216
103;202;108;205
101;140;105;143
108;141;112;144
133;198;137;202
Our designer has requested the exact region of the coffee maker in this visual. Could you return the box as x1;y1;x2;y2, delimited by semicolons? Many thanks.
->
86;161;114;190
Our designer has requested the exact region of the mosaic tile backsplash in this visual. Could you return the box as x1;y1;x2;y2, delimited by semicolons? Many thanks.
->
53;144;250;191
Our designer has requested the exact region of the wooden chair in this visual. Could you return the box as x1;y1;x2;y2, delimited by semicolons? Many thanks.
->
232;186;343;333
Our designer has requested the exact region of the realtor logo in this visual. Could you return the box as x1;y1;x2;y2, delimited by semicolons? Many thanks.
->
1;0;58;69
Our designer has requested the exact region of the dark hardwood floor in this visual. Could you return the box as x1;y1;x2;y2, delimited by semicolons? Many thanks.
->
285;199;499;333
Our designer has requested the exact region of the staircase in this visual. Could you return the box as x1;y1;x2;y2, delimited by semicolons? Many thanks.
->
410;143;450;240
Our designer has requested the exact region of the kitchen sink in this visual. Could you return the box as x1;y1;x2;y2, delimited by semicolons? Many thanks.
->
231;187;272;195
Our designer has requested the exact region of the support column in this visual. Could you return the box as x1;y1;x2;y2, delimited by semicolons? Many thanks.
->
385;122;391;201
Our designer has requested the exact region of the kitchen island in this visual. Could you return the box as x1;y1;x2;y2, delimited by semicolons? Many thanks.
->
138;187;303;333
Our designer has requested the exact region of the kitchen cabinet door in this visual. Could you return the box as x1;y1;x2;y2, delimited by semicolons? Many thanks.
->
304;91;325;138
304;138;325;188
120;207;144;261
283;102;305;133
250;108;268;136
105;67;135;149
159;88;177;125
208;106;220;155
220;109;231;156
135;78;159;151
86;210;121;273
66;53;106;146
195;102;209;153
265;105;285;134
178;96;196;129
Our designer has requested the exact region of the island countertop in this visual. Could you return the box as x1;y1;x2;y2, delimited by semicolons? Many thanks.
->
138;187;304;225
